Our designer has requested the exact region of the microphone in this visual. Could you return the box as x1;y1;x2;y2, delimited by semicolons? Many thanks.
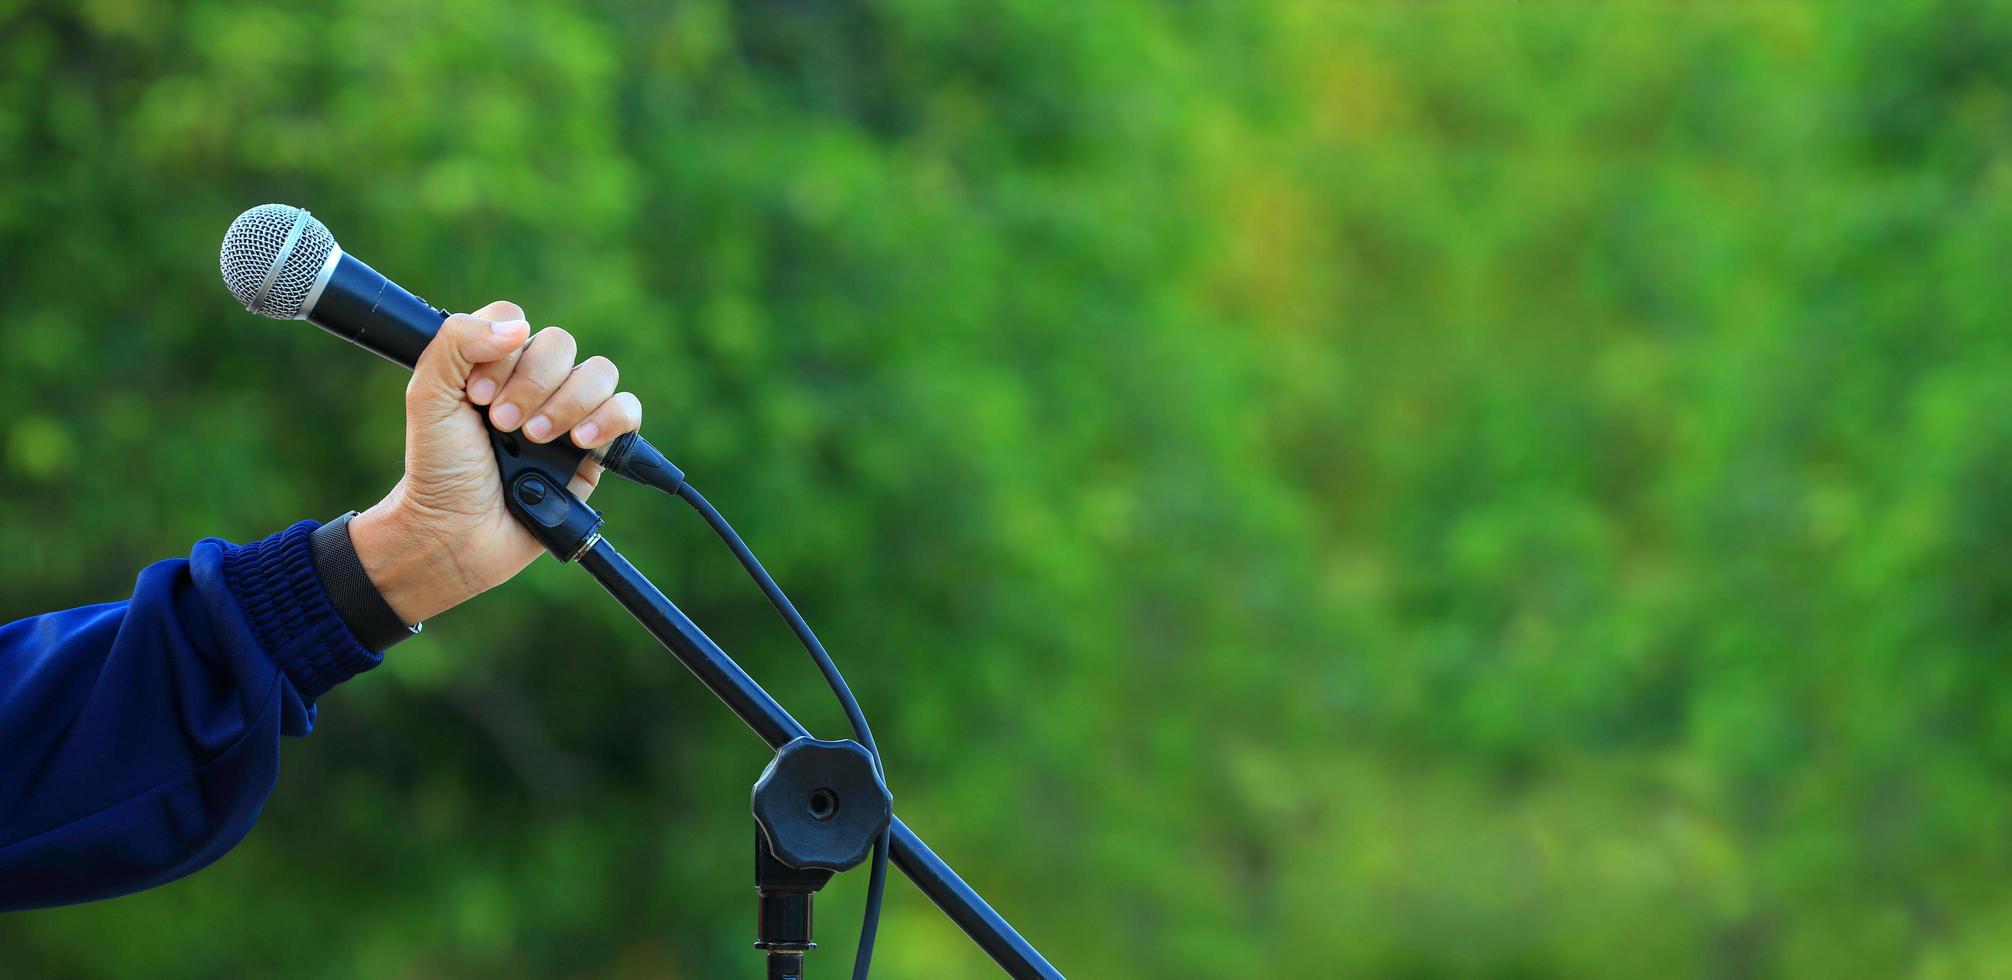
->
219;204;684;495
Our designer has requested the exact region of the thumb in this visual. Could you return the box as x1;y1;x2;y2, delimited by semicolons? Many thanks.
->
408;303;531;421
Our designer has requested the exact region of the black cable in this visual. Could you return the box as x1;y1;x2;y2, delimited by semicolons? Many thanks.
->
676;482;890;980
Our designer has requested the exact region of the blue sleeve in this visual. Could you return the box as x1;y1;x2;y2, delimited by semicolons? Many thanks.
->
0;520;383;911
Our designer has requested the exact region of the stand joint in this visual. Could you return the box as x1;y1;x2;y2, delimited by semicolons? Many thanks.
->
751;737;892;978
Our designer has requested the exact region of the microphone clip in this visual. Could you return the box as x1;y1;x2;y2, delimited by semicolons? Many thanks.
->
490;423;605;562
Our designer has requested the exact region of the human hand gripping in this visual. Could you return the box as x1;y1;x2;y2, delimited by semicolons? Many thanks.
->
345;300;643;623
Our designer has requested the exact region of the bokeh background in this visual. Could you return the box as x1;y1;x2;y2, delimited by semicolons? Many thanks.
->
3;0;2011;976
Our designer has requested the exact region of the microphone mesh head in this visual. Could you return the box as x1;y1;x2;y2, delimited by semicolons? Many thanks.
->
220;204;337;319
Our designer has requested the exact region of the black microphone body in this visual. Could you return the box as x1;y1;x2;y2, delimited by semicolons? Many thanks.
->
308;251;452;369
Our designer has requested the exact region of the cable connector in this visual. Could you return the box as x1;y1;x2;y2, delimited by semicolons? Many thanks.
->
598;431;687;496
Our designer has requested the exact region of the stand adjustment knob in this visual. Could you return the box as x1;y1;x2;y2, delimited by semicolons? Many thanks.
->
752;737;891;872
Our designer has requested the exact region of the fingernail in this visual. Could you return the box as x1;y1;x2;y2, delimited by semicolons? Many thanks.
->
492;402;522;429
573;422;599;445
492;318;528;336
525;415;551;441
468;379;496;403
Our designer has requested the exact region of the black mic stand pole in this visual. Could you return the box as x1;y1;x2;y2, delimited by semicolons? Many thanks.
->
488;429;1063;979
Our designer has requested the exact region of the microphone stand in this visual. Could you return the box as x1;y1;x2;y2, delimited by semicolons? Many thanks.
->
488;427;1063;978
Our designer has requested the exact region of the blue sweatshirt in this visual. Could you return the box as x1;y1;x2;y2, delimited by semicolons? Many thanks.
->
0;520;382;911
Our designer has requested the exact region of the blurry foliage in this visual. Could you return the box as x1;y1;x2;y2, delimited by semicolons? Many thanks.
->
1;0;2011;976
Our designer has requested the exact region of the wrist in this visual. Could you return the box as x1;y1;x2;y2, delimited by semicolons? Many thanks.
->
349;492;473;624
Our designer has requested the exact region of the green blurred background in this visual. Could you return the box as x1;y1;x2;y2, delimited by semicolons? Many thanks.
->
3;0;2010;976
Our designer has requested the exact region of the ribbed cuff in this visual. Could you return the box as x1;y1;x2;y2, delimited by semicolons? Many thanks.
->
220;520;384;703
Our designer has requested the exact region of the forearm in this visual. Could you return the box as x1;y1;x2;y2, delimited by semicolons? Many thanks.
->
0;521;380;911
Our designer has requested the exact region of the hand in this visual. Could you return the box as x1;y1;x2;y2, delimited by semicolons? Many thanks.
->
345;300;644;624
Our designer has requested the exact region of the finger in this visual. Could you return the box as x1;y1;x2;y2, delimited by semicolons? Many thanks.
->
462;302;529;405
488;326;576;433
466;346;524;406
568;391;642;451
460;300;529;405
408;305;530;423
523;356;618;444
567;457;604;501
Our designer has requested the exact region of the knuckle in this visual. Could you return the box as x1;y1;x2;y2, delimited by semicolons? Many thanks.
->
582;355;618;382
551;390;591;416
531;368;567;393
512;365;565;396
446;315;488;343
535;325;576;349
497;377;535;404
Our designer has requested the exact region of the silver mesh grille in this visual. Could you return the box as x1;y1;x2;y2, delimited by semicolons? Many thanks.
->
219;204;337;319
